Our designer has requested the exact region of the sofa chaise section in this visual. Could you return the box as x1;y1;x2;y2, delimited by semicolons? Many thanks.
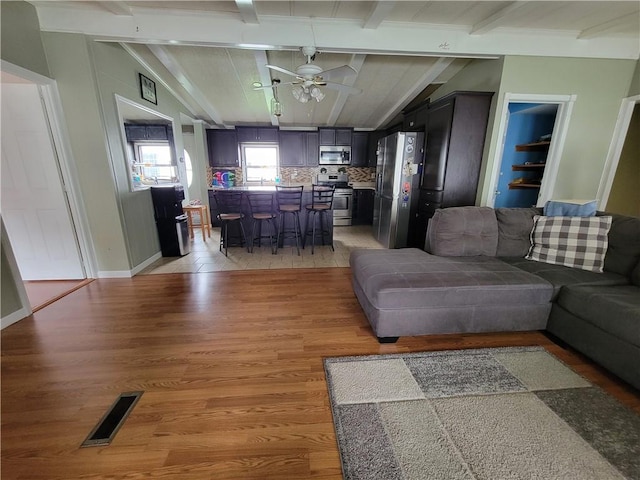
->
350;248;553;341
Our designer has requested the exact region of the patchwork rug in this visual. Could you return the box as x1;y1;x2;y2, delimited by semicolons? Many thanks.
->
324;347;640;480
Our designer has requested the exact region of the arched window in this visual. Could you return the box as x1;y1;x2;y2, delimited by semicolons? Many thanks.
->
184;149;193;187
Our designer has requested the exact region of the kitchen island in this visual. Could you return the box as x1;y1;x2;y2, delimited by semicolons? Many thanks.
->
207;186;333;249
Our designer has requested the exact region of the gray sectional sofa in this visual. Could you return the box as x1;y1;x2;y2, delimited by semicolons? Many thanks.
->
350;206;640;389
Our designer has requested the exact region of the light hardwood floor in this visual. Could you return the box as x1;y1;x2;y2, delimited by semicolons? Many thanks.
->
2;269;638;479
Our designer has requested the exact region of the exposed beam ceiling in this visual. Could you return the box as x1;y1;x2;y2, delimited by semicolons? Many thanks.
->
578;13;640;40
470;1;531;35
235;0;259;25
326;54;367;126
363;1;396;30
375;57;454;129
147;45;226;127
253;50;279;127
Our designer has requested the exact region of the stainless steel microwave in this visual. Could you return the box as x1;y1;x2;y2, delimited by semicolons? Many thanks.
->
319;145;351;165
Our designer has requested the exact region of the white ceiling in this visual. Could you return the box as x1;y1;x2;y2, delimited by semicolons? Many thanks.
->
31;1;640;130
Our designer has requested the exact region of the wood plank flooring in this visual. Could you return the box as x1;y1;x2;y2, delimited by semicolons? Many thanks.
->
2;268;638;479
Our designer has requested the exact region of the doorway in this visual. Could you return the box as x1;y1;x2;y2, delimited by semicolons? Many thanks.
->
486;93;576;208
494;103;558;208
1;66;91;314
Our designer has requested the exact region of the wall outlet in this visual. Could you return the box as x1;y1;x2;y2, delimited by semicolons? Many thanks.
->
370;173;376;180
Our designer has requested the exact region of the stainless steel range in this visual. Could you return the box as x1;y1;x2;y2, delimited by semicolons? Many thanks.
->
316;173;353;226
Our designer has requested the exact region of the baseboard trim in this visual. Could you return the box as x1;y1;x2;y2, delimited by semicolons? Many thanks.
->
1;307;31;330
131;252;162;276
97;252;162;278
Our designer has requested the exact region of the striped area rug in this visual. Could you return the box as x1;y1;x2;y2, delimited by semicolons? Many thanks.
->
324;347;640;480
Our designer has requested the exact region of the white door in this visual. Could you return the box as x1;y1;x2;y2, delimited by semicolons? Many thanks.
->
1;83;85;280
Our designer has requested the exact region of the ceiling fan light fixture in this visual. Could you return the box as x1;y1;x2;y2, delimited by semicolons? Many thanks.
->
292;85;311;103
310;85;325;102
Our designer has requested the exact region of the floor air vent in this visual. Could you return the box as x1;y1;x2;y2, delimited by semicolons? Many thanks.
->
81;391;143;447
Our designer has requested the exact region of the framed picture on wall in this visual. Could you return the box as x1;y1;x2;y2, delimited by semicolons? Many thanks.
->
139;73;157;104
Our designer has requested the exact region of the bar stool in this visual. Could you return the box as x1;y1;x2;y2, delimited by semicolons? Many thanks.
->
212;190;248;256
303;184;335;254
183;204;211;242
247;193;278;254
275;185;304;256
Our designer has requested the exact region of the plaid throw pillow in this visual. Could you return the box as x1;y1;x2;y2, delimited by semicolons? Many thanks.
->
526;215;612;272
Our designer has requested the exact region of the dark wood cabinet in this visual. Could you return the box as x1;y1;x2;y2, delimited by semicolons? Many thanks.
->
305;132;319;166
367;130;387;167
279;131;306;166
402;102;428;131
409;91;493;250
353;188;375;225
319;128;352;146
235;126;279;143
206;129;239;167
124;124;171;141
350;131;369;167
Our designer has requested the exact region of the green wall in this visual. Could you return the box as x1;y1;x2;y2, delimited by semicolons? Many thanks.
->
607;106;640;216
628;61;640;96
0;1;49;77
42;33;195;270
479;56;637;205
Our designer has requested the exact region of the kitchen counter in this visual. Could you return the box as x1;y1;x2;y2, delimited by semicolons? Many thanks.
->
349;182;376;190
209;184;314;191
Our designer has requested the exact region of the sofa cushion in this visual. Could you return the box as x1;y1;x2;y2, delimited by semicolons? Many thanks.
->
632;261;640;287
599;212;640;277
499;256;629;299
495;207;542;257
555;285;640;348
526;215;612;273
350;248;553;311
426;206;498;257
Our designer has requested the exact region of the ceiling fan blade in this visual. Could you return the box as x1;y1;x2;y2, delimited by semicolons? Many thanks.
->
323;82;362;95
318;65;357;81
265;64;299;78
253;81;296;90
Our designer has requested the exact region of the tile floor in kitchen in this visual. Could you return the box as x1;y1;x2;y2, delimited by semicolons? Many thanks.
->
139;224;383;274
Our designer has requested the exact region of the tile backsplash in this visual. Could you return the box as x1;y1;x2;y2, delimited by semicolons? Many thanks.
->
207;166;375;186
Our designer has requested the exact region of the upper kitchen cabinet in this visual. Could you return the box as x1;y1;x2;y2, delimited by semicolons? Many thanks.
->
402;101;429;131
350;131;370;167
280;131;320;166
235;126;279;143
125;123;171;141
305;132;319;166
367;130;387;167
279;130;306;166
319;128;352;146
207;129;239;167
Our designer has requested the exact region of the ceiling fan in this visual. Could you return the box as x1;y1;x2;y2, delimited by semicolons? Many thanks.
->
255;46;362;103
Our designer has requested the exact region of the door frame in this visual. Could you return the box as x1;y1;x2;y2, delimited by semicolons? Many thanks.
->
1;60;97;279
485;92;577;207
596;94;640;209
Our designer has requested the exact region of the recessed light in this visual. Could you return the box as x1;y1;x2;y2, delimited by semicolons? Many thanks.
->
252;82;262;88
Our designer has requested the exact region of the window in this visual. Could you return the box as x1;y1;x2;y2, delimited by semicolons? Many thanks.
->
132;143;178;187
184;149;193;187
241;145;279;184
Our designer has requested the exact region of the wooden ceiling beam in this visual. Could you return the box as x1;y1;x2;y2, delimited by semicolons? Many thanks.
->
253;50;279;126
326;54;367;126
235;0;259;25
363;1;396;30
97;1;132;16
470;1;530;35
578;13;639;39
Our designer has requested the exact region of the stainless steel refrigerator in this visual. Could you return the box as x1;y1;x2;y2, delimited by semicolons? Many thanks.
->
373;132;424;248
